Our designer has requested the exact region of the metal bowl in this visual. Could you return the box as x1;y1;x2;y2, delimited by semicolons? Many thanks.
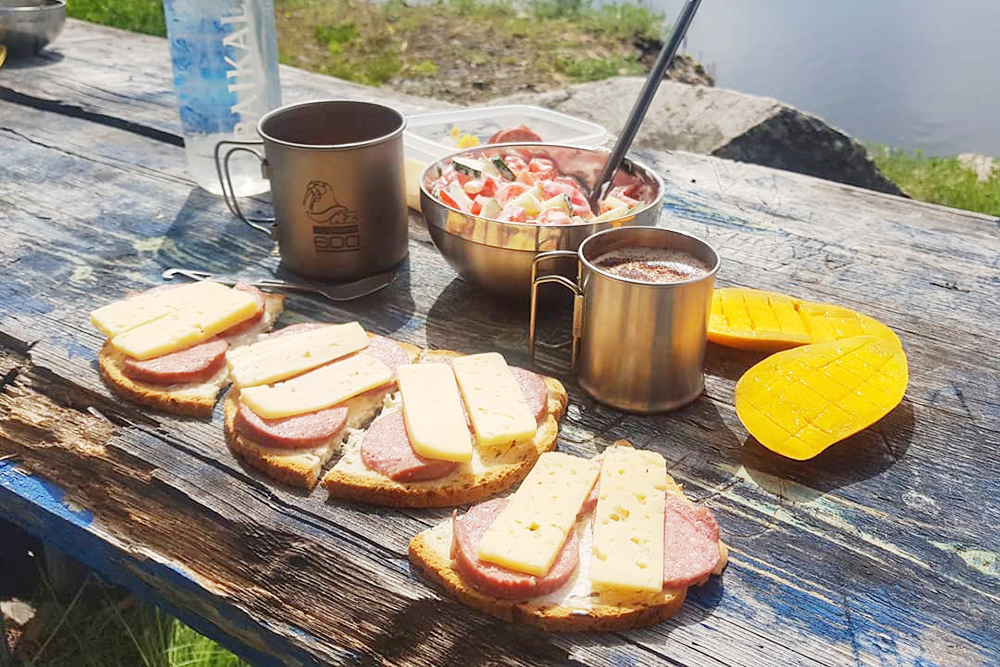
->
420;143;665;299
0;0;65;57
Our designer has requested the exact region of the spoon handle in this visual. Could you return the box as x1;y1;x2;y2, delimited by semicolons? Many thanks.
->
588;0;704;211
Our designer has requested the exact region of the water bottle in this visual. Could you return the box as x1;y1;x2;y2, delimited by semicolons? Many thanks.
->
163;0;282;196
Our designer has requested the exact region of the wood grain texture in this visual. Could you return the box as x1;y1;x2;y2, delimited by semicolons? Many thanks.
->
0;20;997;667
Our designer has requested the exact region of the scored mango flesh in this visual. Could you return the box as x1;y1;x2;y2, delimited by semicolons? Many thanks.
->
709;288;899;352
735;336;908;460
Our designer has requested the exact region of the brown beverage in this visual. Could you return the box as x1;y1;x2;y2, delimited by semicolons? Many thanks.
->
592;246;711;283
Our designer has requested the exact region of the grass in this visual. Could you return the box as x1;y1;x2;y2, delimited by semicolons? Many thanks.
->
9;571;247;667
870;145;1000;216
65;0;165;37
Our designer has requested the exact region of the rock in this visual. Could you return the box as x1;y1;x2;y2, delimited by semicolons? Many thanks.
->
957;153;996;182
489;77;905;196
1;599;35;627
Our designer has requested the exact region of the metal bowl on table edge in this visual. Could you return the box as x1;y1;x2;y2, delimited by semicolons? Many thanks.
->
0;0;65;57
419;142;665;300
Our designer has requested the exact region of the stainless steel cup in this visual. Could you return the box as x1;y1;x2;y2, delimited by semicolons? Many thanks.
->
529;226;720;412
216;100;408;281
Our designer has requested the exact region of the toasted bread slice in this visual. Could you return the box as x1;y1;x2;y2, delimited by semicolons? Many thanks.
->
224;339;423;488
97;293;284;417
322;372;567;507
408;459;729;632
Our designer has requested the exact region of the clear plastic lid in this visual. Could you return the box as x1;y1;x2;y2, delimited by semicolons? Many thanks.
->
403;105;607;163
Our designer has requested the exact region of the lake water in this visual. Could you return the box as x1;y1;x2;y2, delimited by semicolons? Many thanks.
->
646;0;1000;156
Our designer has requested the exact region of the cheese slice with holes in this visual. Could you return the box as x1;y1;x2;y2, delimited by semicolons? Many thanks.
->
590;447;667;593
397;363;472;462
227;322;369;388
452;352;537;447
477;452;599;575
90;281;230;337
240;354;392;419
110;288;259;360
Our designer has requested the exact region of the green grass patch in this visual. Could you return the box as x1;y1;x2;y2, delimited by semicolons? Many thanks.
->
556;54;644;82
870;145;1000;216
66;0;165;37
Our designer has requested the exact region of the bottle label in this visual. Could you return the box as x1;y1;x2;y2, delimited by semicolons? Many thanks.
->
221;1;261;140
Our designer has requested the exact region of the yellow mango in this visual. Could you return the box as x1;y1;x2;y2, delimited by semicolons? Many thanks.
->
709;288;899;352
735;336;908;460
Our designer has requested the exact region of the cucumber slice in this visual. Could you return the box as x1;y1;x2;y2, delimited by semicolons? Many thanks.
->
446;180;475;211
452;157;484;179
527;182;545;200
601;196;628;211
540;194;572;213
491;156;517;181
511;192;543;216
479;198;502;219
591;205;631;222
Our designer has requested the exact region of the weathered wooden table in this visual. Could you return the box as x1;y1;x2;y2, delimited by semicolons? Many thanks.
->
1;20;997;667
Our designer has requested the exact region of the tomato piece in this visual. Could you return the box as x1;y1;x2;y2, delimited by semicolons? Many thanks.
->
463;179;484;196
480;177;498;197
537;209;572;225
572;204;595;219
504;155;528;175
496;182;529;205
517;170;540;185
497;205;527;223
454;172;471;186
528;158;558;180
438;190;462;209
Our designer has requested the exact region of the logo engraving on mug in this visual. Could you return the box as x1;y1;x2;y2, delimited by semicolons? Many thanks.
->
303;181;361;253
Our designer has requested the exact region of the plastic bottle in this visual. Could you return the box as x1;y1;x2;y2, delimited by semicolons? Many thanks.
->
163;0;282;196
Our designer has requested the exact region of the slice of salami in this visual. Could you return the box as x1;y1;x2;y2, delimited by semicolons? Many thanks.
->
579;481;600;516
235;401;348;449
268;322;330;338
452;497;579;599
511;367;547;422
220;282;266;336
361;411;460;482
662;495;721;588
121;337;227;385
362;335;411;378
487;125;542;144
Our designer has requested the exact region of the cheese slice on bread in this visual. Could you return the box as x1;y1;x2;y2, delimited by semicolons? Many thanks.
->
95;282;285;417
408;443;729;632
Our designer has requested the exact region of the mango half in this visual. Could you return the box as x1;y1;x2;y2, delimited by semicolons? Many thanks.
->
709;288;899;352
735;336;908;460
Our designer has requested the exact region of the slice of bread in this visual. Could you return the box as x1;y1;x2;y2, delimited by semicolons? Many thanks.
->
223;339;423;488
321;373;567;507
97;293;284;417
408;459;728;632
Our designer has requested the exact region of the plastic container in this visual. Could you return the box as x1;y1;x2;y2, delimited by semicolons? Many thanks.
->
403;105;607;163
163;0;282;197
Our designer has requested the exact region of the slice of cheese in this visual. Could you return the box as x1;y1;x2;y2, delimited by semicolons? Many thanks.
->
110;288;259;360
477;452;599;576
227;322;370;388
90;281;230;337
590;447;667;593
397;363;472;463
452;352;537;447
240;354;393;419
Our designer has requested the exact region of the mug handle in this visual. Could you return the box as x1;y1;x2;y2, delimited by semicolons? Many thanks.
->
214;139;276;236
529;251;585;373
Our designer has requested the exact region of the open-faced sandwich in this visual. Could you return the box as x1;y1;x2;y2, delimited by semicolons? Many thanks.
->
91;281;284;417
409;443;728;631
222;323;567;500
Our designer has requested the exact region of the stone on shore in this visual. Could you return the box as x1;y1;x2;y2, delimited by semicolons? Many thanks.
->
489;77;904;196
957;154;996;182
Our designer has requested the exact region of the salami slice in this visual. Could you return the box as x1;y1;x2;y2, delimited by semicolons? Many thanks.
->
268;322;329;338
220;282;265;336
361;411;460;482
662;495;721;588
452;497;579;599
121;337;227;385
510;367;547;422
235;402;348;449
487;125;542;144
363;335;411;378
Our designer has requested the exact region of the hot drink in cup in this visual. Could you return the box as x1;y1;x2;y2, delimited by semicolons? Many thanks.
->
591;247;711;283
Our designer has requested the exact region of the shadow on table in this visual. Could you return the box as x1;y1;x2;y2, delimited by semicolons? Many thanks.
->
739;399;916;498
3;49;65;70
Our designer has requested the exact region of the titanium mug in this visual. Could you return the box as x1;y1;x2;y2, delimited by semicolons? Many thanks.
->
215;100;409;281
529;226;720;413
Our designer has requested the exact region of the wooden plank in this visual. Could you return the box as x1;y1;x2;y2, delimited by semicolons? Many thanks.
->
0;42;998;666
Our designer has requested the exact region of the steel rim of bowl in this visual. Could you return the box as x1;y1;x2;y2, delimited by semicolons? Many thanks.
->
0;0;65;12
419;142;666;237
